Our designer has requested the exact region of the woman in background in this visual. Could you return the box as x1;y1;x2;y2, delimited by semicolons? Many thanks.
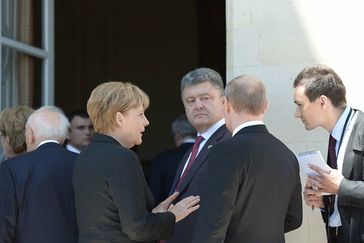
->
73;81;199;243
0;106;34;160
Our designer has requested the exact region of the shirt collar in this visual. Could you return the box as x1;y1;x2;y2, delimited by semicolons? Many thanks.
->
331;106;351;143
198;119;225;141
181;138;195;144
233;121;264;137
37;140;59;148
66;144;81;153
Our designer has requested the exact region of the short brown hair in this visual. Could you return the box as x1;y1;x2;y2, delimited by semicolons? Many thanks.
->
293;64;346;108
0;106;34;154
225;75;267;115
180;67;225;97
87;81;150;133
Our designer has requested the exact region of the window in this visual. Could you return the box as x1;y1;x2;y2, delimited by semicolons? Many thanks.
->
0;0;54;109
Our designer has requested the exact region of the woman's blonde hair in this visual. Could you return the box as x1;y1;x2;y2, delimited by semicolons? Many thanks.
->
0;105;34;154
87;81;149;133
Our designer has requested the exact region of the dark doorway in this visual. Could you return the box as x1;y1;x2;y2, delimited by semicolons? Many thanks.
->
55;0;225;160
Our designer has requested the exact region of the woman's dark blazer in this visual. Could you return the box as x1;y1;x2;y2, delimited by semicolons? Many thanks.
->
73;133;175;243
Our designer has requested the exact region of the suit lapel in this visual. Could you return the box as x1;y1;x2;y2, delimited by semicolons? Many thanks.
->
342;111;364;178
175;125;229;194
342;134;355;178
169;150;191;194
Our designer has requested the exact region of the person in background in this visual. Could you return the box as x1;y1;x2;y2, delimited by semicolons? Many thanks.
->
0;105;34;160
166;68;230;243
73;81;200;243
65;110;94;153
149;114;196;204
0;106;78;243
294;64;364;243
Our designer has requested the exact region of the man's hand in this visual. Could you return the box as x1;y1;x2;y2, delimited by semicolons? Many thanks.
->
308;164;344;194
303;180;324;208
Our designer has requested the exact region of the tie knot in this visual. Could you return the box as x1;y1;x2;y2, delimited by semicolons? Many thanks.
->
329;135;336;146
195;136;204;146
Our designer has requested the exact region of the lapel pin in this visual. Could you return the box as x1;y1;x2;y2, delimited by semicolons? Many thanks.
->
208;145;213;149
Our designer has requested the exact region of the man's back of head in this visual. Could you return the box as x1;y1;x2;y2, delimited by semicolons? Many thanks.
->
25;106;69;152
224;75;268;133
171;114;196;147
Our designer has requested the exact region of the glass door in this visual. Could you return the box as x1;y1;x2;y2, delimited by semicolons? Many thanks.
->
0;0;54;109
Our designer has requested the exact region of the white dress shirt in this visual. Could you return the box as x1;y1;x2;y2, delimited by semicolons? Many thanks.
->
180;119;225;176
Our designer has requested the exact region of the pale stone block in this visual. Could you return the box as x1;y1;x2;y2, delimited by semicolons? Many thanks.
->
258;37;315;65
231;28;259;67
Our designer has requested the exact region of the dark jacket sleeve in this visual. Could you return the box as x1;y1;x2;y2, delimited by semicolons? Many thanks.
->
108;151;175;241
284;156;303;232
0;162;17;243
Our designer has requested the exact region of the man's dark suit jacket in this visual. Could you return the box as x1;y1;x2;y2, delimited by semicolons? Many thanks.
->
323;110;364;243
73;133;175;243
166;125;230;243
149;142;194;204
191;124;302;243
0;142;78;243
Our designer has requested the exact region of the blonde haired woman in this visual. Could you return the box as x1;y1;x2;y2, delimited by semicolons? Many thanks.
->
0;106;34;160
73;81;199;243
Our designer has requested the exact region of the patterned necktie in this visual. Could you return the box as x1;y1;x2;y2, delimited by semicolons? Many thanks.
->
327;135;337;216
175;136;204;190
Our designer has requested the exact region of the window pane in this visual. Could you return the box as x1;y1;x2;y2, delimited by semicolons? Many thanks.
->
1;0;42;48
1;46;42;109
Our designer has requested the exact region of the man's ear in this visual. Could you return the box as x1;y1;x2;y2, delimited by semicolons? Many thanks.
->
263;99;268;113
225;97;233;113
115;112;124;128
319;95;329;110
224;97;232;114
25;127;35;152
66;128;71;140
221;95;226;104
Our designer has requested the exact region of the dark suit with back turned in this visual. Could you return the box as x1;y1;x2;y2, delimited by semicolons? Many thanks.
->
192;124;302;243
166;124;230;243
0;142;78;243
149;142;194;205
323;110;364;243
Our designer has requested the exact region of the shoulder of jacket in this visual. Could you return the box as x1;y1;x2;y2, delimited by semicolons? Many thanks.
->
352;111;364;151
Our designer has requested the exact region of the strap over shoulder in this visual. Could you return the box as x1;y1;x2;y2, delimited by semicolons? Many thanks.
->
352;110;364;152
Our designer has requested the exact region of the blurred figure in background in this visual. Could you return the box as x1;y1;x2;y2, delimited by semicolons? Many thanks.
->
0;105;34;161
149;114;196;204
65;110;94;153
